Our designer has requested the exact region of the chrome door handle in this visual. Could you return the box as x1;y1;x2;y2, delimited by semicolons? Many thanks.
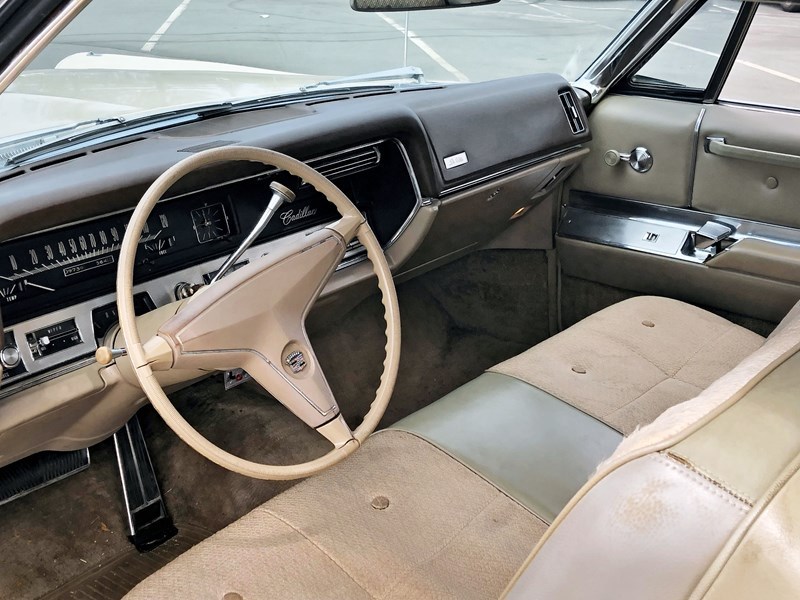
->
603;147;653;173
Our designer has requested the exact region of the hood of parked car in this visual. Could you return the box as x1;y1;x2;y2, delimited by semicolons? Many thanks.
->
0;52;323;140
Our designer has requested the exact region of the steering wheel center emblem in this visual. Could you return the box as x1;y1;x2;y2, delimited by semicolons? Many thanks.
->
285;350;307;373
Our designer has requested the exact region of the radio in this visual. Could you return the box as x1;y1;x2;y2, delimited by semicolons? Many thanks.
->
26;319;82;360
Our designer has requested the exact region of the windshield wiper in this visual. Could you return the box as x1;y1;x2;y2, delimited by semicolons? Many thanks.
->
3;102;235;168
1;71;428;170
300;66;425;92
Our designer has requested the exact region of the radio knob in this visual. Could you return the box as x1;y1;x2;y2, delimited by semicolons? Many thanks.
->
1;346;21;369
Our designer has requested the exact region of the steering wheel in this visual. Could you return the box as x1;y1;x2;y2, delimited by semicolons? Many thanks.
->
116;146;401;480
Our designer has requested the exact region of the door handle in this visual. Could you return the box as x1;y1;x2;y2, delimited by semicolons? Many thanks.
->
705;137;800;169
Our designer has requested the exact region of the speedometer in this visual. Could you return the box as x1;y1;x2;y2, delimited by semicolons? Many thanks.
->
0;211;175;315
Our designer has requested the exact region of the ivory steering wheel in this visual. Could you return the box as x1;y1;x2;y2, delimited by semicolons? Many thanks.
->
116;146;401;480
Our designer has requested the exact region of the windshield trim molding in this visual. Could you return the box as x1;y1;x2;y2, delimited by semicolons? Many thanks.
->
0;0;90;96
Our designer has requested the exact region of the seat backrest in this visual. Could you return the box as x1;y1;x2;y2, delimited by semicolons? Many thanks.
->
504;301;800;600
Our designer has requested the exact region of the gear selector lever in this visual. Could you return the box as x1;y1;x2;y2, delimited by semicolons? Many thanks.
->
209;181;296;285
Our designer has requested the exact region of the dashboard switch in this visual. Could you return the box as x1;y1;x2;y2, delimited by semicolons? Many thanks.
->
1;345;21;369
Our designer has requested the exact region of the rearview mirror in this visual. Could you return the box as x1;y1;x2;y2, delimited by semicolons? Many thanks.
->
351;0;500;12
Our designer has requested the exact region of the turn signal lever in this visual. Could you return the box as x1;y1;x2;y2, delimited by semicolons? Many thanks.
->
209;181;296;285
96;346;127;365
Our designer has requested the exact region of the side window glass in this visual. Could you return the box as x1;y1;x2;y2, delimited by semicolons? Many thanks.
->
630;1;740;90
720;3;800;110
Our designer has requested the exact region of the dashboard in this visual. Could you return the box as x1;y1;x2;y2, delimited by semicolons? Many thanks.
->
0;140;417;390
0;73;591;466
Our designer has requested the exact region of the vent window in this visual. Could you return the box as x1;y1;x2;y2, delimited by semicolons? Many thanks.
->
559;91;585;135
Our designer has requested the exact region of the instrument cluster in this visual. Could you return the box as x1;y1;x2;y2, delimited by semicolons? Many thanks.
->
0;174;338;327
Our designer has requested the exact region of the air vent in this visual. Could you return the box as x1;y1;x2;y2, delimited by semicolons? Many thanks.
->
559;90;586;135
308;145;381;180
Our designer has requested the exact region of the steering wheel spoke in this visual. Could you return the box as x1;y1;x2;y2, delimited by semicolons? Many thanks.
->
326;213;364;245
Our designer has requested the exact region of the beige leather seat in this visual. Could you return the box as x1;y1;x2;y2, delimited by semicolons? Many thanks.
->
125;296;799;600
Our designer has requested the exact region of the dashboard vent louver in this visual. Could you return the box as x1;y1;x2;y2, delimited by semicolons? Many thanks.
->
307;145;381;180
559;91;585;135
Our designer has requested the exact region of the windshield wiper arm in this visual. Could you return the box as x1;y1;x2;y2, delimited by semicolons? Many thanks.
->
4;102;234;167
300;66;425;92
2;75;428;170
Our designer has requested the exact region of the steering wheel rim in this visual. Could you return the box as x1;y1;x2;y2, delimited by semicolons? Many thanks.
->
117;146;401;480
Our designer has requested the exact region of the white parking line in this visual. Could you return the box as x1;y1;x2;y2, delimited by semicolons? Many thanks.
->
375;13;469;82
713;3;739;14
515;0;616;31
669;41;800;86
737;60;800;85
141;0;193;53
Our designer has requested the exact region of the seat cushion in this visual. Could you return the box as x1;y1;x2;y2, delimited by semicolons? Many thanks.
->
124;431;546;600
491;296;764;434
393;372;622;522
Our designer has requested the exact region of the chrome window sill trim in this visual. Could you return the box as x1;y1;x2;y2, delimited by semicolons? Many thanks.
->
560;193;800;266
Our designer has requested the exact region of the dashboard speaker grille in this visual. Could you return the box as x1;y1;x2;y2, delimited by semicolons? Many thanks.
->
559;91;586;135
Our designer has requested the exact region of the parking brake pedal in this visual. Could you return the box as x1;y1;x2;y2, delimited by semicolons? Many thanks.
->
114;414;177;551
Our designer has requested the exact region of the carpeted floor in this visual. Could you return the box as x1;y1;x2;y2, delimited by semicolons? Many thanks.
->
0;249;551;600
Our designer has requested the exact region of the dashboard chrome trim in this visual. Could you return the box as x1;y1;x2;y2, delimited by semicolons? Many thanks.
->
438;145;584;197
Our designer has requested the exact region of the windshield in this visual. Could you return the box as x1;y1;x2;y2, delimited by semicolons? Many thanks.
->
2;0;644;145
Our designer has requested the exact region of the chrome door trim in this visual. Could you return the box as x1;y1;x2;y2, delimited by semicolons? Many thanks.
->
560;192;800;265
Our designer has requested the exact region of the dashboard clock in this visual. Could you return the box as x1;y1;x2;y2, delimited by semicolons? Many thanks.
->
191;203;230;244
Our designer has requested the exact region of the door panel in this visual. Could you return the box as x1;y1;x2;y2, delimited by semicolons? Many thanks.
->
568;95;702;207
693;105;800;228
558;95;800;325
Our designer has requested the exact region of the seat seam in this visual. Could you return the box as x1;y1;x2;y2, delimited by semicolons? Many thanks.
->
672;326;739;380
379;429;555;523
259;507;378;599
581;322;680;378
481;371;626;435
665;451;756;506
604;377;702;419
376;494;502;599
653;453;752;512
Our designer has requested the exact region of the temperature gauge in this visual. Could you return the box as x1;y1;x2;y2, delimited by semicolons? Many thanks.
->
144;235;176;257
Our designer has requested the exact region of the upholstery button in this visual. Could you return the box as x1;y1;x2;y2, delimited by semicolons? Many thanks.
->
571;366;586;374
223;593;244;600
642;320;655;328
371;495;390;510
766;176;778;190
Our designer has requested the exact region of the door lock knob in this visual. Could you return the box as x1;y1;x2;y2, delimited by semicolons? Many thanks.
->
604;147;653;173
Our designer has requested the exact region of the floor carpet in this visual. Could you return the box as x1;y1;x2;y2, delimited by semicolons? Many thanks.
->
0;249;550;599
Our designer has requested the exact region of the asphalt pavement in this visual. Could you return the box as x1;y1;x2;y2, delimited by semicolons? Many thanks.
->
27;0;800;107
